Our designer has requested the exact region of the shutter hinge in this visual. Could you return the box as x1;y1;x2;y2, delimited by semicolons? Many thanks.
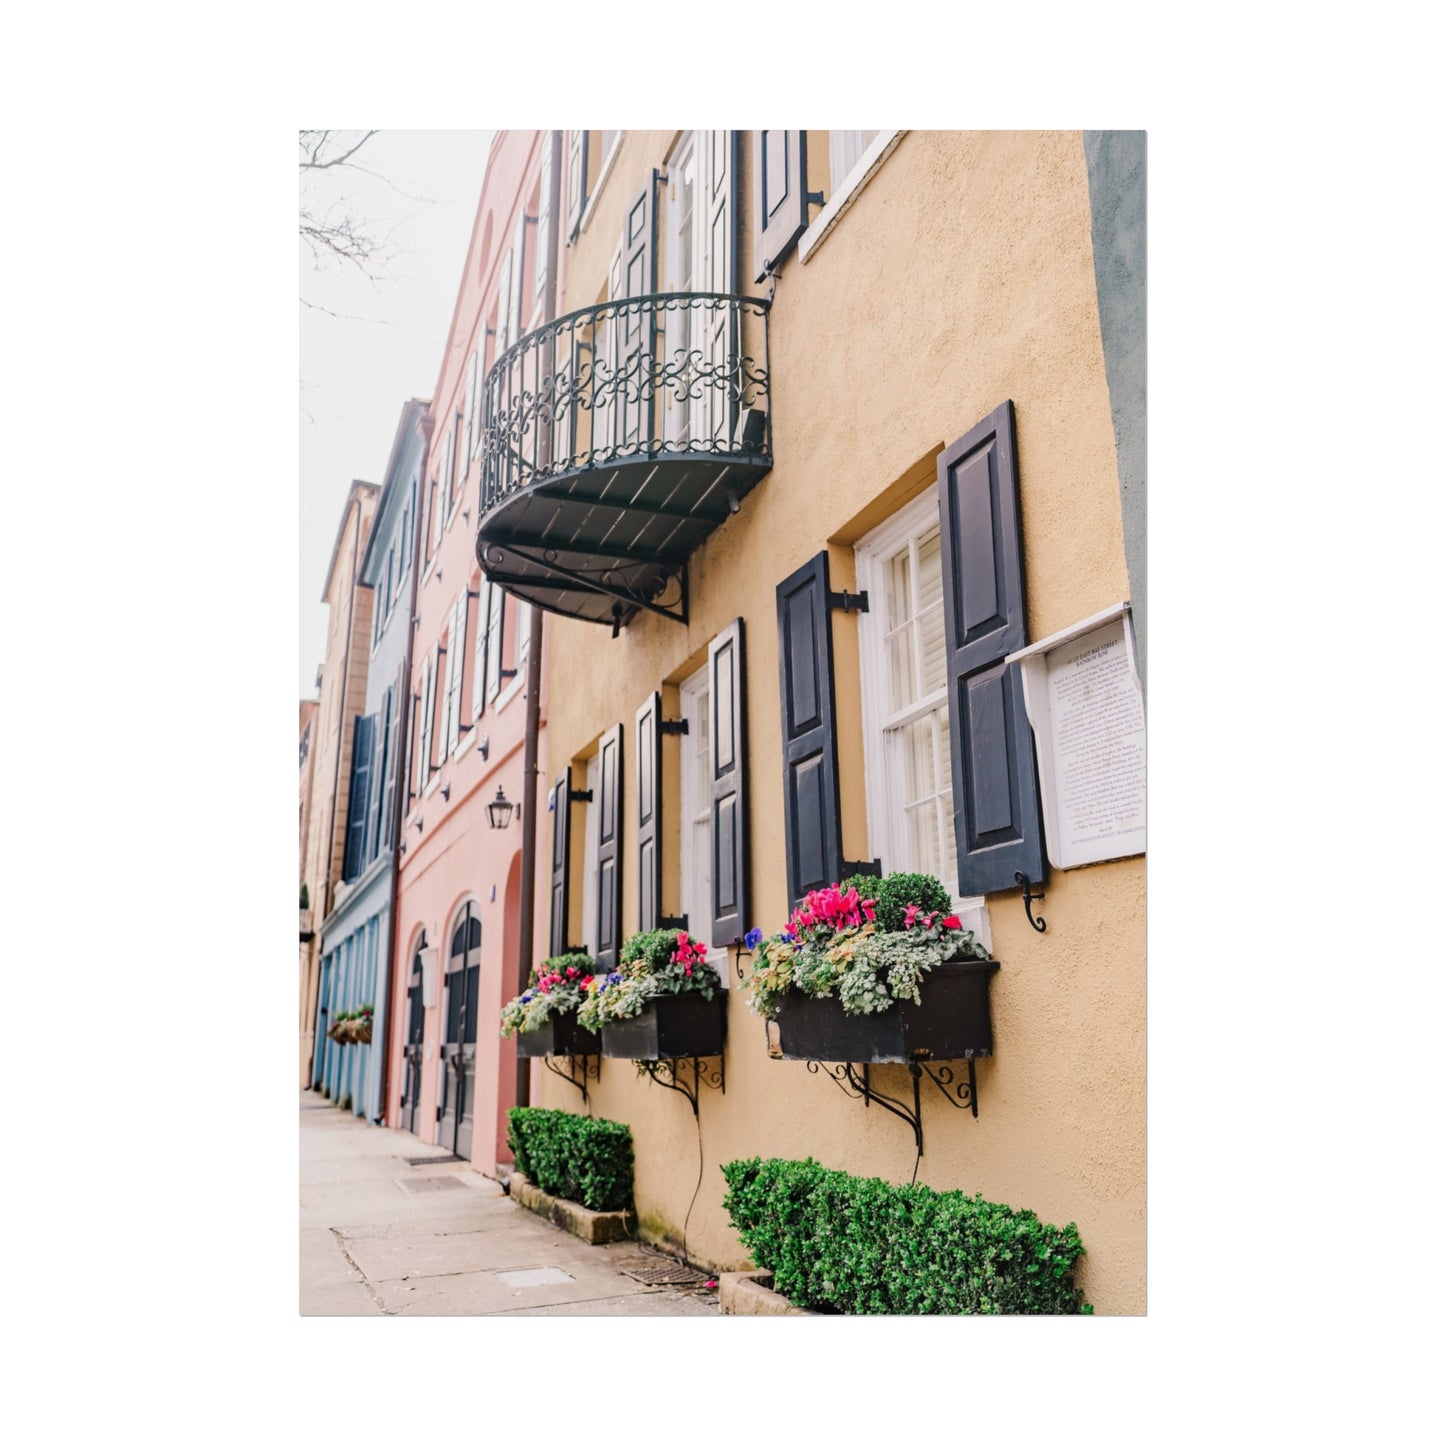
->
499;667;518;681
568;788;593;803
828;589;869;614
659;719;689;735
658;914;689;931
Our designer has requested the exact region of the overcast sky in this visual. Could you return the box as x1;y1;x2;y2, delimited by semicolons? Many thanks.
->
299;130;493;696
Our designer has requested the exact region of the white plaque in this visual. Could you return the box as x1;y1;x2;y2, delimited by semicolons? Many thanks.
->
1007;604;1145;870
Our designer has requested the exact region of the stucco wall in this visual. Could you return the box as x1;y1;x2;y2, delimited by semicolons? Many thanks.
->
533;130;1144;1314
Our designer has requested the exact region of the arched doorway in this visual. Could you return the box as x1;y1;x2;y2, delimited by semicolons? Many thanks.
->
438;903;481;1159
399;933;427;1137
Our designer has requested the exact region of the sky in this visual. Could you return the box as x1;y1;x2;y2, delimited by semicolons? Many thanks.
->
300;130;493;697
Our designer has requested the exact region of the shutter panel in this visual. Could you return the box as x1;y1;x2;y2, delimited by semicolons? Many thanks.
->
594;723;624;969
753;130;809;282
608;175;657;454
485;583;506;702
535;135;554;305
635;692;661;933
703;132;740;444
364;688;390;865
937;399;1046;894
380;681;400;847
709;618;749;946
472;580;490;717
776;553;843;909
566;129;589;241
550;770;572;956
343;714;375;881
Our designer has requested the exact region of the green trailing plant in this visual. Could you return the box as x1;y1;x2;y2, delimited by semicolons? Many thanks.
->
741;872;992;1019
326;1005;374;1045
499;954;598;1037
576;928;722;1031
506;1107;634;1213
720;1157;1092;1315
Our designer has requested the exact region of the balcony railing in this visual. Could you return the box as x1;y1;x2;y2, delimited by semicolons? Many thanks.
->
475;292;773;630
480;291;770;511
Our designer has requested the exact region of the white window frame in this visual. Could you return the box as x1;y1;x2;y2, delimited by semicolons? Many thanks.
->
577;130;624;237
579;753;601;959
799;129;905;266
678;664;727;979
854;488;991;950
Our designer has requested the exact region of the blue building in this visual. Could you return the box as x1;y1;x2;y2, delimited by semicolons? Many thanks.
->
314;400;426;1120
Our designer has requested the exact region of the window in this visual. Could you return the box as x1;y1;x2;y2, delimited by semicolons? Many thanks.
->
484;582;506;704
579;752;600;956
828;130;881;192
442;592;467;756
678;665;723;967
856;491;988;938
416;651;436;790
533;137;553;316
515;595;533;670
472;578;491;718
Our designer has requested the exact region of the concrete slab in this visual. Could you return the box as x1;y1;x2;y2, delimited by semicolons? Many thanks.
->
505;1291;719;1316
300;1281;385;1316
300;1228;364;1289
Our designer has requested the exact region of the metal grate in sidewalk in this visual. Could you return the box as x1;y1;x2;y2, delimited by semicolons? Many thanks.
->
402;1154;463;1166
621;1261;711;1287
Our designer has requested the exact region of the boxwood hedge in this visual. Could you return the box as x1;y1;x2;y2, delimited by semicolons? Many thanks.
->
506;1107;634;1213
720;1157;1092;1314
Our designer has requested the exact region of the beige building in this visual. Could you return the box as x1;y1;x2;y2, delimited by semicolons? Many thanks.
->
300;480;380;1087
477;131;1145;1312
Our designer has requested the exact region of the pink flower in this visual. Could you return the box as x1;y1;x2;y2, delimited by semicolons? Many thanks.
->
861;898;876;921
565;966;577;979
904;903;920;929
942;916;962;930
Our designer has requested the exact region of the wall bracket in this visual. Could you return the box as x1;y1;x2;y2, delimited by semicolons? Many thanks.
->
637;1055;724;1117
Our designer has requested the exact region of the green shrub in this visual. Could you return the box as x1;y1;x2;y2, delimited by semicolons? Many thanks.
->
720;1157;1092;1315
506;1107;634;1213
839;871;952;933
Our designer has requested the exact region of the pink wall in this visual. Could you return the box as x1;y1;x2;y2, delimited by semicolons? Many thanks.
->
385;132;554;1174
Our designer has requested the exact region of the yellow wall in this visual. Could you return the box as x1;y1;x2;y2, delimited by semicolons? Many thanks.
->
537;130;1144;1314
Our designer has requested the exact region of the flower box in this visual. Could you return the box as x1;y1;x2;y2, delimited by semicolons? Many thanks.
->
514;1013;602;1058
600;992;728;1060
774;960;1000;1063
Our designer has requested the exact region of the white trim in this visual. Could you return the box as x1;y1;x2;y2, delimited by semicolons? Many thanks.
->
854;489;991;951
1005;601;1134;667
799;129;905;265
577;132;624;238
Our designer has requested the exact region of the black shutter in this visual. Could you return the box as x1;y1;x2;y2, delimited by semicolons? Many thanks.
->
937;399;1046;894
595;723;624;969
566;129;589;241
753;130;809;282
710;618;749;946
609;175;658;453
776;553;843;909
342;714;374;882
636;692;661;934
549;769;572;957
365;686;392;865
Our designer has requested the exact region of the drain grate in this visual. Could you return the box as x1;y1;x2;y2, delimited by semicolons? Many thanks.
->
621;1261;711;1287
402;1154;462;1166
395;1176;466;1194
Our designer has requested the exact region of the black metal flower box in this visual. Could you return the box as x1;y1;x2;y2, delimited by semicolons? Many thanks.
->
599;991;728;1059
514;1012;602;1059
773;960;1000;1063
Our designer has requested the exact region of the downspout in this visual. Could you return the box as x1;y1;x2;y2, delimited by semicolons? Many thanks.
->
515;130;563;1111
377;409;433;1123
312;492;366;1088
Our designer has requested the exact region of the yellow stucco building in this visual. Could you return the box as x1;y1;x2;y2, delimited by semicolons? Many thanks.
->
477;130;1146;1313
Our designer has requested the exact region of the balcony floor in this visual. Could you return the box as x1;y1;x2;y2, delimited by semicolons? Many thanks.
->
475;450;772;628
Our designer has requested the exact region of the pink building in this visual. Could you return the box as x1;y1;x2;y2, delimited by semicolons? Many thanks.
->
385;132;558;1171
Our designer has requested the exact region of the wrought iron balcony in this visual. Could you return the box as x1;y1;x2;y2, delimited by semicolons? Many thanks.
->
475;291;772;631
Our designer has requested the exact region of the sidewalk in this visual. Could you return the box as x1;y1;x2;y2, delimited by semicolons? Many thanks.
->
299;1093;719;1317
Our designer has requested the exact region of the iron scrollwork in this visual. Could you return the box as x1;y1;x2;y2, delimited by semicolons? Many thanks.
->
541;1052;600;1107
637;1055;725;1117
479;292;772;513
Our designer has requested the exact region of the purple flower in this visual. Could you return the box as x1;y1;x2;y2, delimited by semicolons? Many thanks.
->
744;927;763;950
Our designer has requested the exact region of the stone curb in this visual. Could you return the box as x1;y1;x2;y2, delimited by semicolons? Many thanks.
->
509;1173;636;1245
718;1270;816;1316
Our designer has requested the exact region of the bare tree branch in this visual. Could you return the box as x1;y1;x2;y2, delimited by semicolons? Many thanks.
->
299;129;377;171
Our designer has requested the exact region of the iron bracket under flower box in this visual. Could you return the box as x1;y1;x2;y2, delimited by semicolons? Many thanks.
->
770;961;1002;1157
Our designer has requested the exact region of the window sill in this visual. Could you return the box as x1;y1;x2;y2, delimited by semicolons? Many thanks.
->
798;130;905;266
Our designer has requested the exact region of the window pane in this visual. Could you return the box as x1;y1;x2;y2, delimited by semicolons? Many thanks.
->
885;548;916;712
917;527;947;696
